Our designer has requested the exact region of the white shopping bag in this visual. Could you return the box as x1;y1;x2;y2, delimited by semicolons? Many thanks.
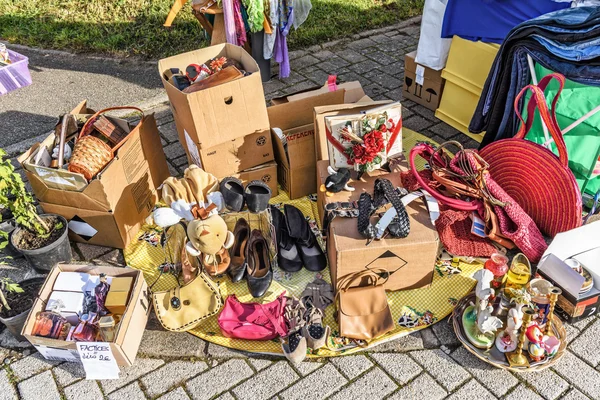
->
415;0;452;71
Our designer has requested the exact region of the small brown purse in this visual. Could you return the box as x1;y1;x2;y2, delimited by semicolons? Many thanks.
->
336;269;394;341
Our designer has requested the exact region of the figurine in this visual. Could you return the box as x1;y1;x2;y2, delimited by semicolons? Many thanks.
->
495;288;532;353
463;269;503;349
319;166;354;196
94;274;110;316
526;324;546;362
542;335;561;357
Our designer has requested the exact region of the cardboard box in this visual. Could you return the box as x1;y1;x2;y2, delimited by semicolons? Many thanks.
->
18;102;170;249
317;161;440;291
158;44;269;150
187;129;274;178
403;51;445;111
22;264;149;366
537;254;600;323
271;81;366;105
231;162;278;196
268;90;345;199
313;100;392;162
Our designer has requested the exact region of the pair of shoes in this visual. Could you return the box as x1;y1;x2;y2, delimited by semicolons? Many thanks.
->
281;296;307;363
220;177;271;213
227;219;273;298
270;205;326;273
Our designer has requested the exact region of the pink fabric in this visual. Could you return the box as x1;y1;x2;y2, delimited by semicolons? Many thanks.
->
233;0;247;47
222;0;237;45
218;293;288;340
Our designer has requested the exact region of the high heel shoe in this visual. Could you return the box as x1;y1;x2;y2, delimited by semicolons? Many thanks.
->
270;205;303;272
245;230;273;298
228;218;250;283
284;205;327;272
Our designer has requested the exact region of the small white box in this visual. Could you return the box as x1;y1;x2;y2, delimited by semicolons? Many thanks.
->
46;291;85;326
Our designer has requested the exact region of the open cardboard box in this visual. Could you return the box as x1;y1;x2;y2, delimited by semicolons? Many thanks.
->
317;161;440;291
230;161;278;196
268;90;345;199
271;80;365;105
158;44;270;150
403;51;445;111
18;101;170;249
22;264;149;366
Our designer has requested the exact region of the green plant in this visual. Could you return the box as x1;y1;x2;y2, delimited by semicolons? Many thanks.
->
0;149;49;238
0;277;24;313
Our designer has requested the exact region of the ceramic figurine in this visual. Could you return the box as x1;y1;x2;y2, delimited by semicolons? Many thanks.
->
319;166;354;196
542;335;561;357
495;288;532;353
463;269;503;349
526;324;546;362
95;274;110;316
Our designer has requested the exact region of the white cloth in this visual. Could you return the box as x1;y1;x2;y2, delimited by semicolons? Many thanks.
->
415;0;452;71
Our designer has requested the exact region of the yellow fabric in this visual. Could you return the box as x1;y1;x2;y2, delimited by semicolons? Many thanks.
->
124;129;482;357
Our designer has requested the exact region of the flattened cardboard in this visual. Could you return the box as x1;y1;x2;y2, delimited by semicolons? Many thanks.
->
271;81;365;105
403;51;445;111
20;110;170;249
313;100;392;162
182;129;274;177
158;44;269;149
22;264;149;366
317;161;439;291
231;162;278;196
268;90;345;199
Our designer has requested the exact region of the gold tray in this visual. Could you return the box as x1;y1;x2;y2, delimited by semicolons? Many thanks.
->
451;293;567;372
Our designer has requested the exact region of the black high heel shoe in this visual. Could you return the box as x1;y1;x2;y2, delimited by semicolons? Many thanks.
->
284;205;327;272
270;205;303;272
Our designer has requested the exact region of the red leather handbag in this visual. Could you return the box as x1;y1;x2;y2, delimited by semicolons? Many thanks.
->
218;293;288;340
479;73;582;237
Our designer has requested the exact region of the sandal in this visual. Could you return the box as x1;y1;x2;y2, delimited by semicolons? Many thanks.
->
245;180;272;213
301;307;330;350
202;247;231;276
220;177;245;212
300;278;334;350
282;296;307;363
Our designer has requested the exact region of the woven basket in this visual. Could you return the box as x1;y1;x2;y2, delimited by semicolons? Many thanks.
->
68;106;143;181
451;293;567;372
479;73;582;237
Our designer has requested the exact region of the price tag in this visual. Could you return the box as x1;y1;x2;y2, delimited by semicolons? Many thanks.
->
76;342;120;380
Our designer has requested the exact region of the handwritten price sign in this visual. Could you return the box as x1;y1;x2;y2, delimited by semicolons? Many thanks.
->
76;342;120;380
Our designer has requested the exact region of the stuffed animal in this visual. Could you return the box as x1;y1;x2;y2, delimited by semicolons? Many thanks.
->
186;204;235;276
319;166;354;197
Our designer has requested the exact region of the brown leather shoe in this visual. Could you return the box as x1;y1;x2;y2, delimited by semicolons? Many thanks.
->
246;229;273;298
228;218;250;283
202;247;231;276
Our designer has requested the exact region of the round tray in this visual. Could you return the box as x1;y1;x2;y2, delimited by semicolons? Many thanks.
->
451;293;567;372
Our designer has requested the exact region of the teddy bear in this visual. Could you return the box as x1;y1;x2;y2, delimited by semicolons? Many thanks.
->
185;204;234;277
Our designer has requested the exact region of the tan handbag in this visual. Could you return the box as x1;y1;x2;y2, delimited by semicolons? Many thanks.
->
152;243;222;332
336;269;394;341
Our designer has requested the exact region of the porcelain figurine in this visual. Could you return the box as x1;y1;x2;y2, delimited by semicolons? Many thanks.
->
495;288;532;353
542;335;561;357
463;269;503;349
526;324;546;362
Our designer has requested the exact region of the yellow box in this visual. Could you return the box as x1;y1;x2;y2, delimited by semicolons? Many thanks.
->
110;277;133;292
435;36;499;142
105;291;129;314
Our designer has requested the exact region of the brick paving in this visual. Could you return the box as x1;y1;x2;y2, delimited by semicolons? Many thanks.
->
2;16;600;400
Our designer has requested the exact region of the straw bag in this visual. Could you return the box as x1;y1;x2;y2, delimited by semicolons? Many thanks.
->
336;269;394;341
479;73;582;237
68;106;143;181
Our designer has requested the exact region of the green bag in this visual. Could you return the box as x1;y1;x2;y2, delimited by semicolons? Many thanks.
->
524;64;600;198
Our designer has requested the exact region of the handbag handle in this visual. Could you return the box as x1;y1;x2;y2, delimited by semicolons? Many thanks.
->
257;293;287;337
78;106;145;155
513;73;569;168
338;268;390;293
409;143;479;211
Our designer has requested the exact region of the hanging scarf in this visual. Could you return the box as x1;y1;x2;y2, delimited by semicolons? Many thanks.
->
233;0;248;47
242;0;265;32
222;0;237;45
274;0;293;78
264;0;279;59
293;0;311;29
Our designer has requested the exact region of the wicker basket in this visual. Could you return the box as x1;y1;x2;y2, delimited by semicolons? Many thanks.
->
68;106;143;181
451;292;567;372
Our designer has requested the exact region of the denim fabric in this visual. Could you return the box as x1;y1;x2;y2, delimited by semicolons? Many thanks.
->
470;7;600;148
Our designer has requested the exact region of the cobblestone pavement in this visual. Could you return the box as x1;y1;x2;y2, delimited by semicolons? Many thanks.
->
3;16;600;400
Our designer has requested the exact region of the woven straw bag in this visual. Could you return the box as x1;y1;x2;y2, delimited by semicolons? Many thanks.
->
68;106;144;181
479;73;582;238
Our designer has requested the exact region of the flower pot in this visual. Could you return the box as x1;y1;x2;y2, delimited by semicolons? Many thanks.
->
10;214;72;272
0;277;46;342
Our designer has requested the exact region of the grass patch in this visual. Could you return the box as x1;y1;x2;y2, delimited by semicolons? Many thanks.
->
0;0;423;59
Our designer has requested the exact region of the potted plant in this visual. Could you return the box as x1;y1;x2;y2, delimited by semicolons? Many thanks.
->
0;277;45;341
0;149;71;271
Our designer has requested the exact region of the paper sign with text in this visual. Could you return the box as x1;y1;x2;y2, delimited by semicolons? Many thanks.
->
76;342;120;380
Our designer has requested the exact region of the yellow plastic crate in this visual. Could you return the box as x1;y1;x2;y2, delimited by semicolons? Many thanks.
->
435;36;500;142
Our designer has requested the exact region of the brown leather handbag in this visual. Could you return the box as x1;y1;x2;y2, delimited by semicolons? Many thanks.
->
336;269;394;341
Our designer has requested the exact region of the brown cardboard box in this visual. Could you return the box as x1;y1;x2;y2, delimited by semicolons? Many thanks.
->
231;162;278;196
317;161;439;291
271;81;365;105
403;51;445;111
22;264;149;366
158;44;269;150
18;103;170;249
268;90;345;199
192;129;274;178
313;100;392;162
